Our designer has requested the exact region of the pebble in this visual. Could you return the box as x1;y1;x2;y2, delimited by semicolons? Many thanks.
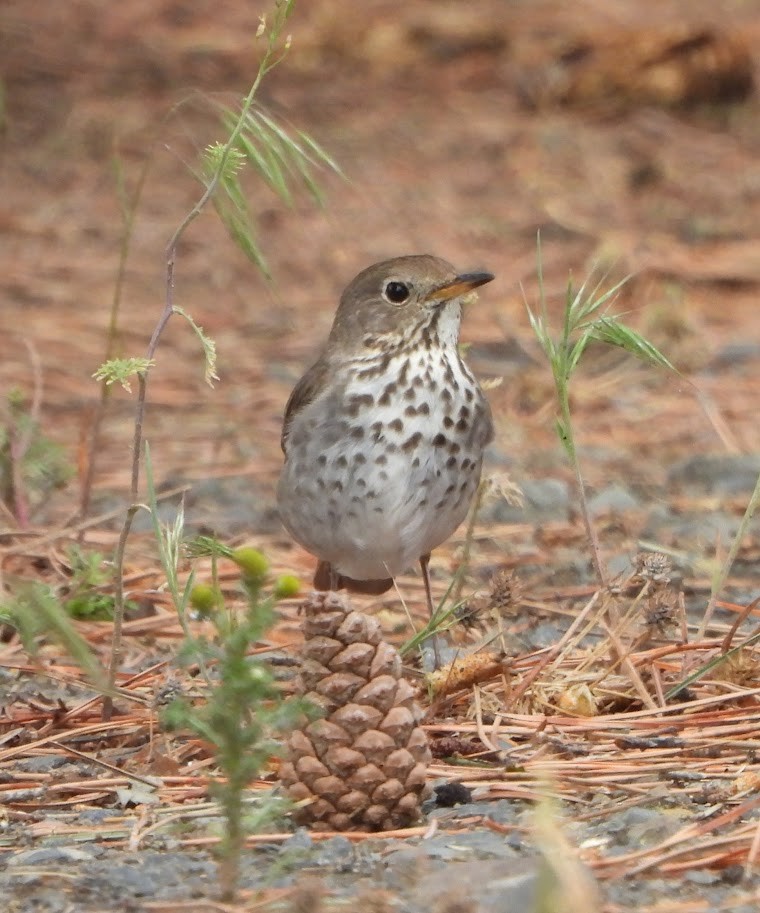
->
14;755;70;773
309;835;356;872
482;478;571;523
420;829;520;861
604;806;682;848
8;846;97;866
128;475;282;535
588;484;639;516
667;455;760;496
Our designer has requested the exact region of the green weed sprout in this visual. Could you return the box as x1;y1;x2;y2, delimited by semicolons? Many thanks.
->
96;0;341;721
164;534;307;902
1;385;72;526
0;581;110;692
525;238;676;586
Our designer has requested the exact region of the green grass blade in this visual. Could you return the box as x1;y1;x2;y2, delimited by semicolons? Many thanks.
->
590;317;678;373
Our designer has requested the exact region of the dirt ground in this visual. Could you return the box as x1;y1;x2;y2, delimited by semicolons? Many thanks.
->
4;1;760;910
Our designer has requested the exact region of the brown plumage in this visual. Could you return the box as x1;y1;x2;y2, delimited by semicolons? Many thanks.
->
277;255;494;605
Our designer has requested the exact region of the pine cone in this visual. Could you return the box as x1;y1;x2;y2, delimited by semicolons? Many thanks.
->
280;591;431;831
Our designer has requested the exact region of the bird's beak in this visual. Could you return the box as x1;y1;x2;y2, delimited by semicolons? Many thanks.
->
425;271;495;303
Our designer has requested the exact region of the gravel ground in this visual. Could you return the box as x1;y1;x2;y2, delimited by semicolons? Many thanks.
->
2;796;758;912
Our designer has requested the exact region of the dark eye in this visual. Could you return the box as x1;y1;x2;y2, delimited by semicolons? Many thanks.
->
384;280;410;304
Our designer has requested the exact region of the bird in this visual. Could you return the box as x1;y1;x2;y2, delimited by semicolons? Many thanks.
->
277;254;494;618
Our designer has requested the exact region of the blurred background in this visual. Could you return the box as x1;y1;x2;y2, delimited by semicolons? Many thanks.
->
2;0;760;543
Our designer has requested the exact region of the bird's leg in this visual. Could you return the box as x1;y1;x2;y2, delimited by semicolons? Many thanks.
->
314;560;340;592
420;553;442;669
420;553;435;618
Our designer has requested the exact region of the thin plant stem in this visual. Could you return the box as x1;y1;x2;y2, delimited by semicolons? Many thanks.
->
103;9;294;721
696;471;760;640
450;477;488;606
79;150;153;525
556;382;607;588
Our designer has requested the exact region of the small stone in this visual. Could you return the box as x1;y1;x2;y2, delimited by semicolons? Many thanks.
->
8;846;96;866
588;484;639;516
483;478;570;523
668;454;760;496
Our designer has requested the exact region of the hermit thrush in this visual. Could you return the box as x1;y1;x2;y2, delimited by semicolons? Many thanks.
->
277;255;494;615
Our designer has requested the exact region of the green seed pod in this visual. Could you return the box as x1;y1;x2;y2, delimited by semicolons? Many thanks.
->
274;574;300;599
231;547;269;582
190;583;221;617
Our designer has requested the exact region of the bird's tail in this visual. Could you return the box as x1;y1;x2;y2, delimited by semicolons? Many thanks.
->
314;560;393;596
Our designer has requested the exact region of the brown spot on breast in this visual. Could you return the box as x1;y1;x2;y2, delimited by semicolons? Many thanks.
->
432;433;447;447
350;426;365;440
346;393;375;416
336;455;348;469
356;352;391;381
402;432;422;451
404;405;417;417
445;456;457;469
317;455;327;466
389;418;404;433
376;454;388;465
378;381;398;406
354;453;367;464
443;416;454;429
418;402;430;416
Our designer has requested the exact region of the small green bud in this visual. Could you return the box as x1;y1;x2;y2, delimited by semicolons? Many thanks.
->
273;574;300;599
190;584;221;616
231;547;269;582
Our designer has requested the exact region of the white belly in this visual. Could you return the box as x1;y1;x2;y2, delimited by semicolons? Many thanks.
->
277;348;491;580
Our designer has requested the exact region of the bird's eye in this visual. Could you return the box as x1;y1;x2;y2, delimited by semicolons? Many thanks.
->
383;280;410;304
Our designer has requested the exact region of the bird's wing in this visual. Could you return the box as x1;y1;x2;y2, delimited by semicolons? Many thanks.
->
280;358;330;455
